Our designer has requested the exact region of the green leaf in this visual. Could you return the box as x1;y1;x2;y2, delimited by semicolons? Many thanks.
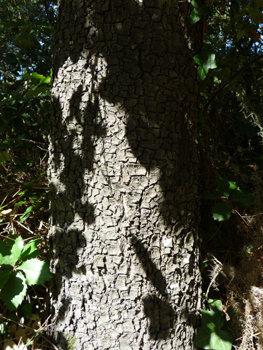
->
190;7;203;26
210;330;234;350
0;141;13;149
228;181;237;190
194;50;217;81
201;309;224;331
19;258;52;285
23;72;45;81
20;205;33;222
0;269;12;289
18;190;28;196
0;241;12;265
209;299;223;313
14;201;27;208
21;113;31;119
194;300;234;350
212;202;232;221
0;151;10;164
194;326;212;348
1;271;27;311
20;238;42;261
25;85;50;98
10;236;24;265
195;328;234;350
190;0;211;25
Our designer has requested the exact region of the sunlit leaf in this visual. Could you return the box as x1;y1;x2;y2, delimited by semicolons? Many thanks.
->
19;259;52;285
10;236;24;265
20;238;42;261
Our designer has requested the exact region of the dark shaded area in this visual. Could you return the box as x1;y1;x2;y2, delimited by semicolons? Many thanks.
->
143;295;175;340
131;234;175;339
131;235;167;296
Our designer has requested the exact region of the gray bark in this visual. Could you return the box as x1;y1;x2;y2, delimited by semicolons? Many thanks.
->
48;0;203;349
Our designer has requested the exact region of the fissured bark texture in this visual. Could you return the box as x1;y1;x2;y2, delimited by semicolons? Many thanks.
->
48;0;203;349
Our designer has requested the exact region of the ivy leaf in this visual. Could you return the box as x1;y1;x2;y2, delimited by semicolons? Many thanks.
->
190;7;204;26
194;50;217;81
210;330;234;350
190;0;211;26
194;299;234;350
0;151;10;164
19;258;52;285
1;271;27;311
212;202;232;221
10;236;24;265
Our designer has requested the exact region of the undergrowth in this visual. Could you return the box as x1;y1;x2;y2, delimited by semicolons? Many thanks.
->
0;160;56;350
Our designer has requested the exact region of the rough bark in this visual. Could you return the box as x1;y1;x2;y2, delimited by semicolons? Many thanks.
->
48;0;203;349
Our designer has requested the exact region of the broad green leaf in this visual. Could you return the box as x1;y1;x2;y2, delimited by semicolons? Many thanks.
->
23;72;50;84
190;8;203;26
1;271;27;311
20;238;42;261
194;326;213;348
0;141;13;149
194;299;234;350
0;151;10;164
0;269;12;289
209;329;234;350
0;241;12;265
228;181;237;190
19;258;52;285
25;85;50;98
202;307;224;330
190;0;211;25
212;202;232;221
10;236;24;265
195;329;234;350
194;50;217;81
31;72;46;80
209;299;223;313
23;72;45;81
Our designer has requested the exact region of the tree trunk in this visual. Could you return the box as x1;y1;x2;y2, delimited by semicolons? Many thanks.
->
48;0;203;349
